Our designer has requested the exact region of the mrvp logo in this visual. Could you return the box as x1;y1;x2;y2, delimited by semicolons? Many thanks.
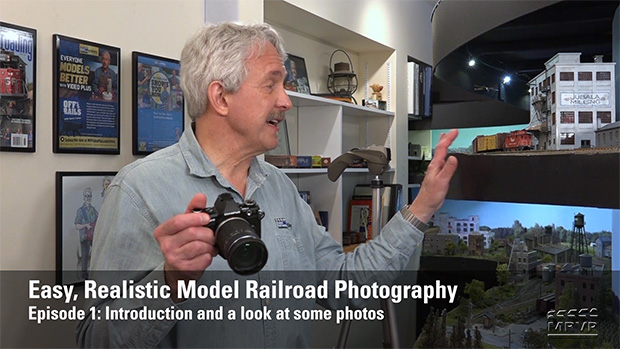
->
547;308;597;337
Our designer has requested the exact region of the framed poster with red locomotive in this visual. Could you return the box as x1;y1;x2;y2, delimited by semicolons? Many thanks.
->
53;35;120;154
0;22;37;152
56;171;116;285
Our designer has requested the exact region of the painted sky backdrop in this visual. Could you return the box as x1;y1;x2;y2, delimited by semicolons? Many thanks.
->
432;125;528;150
438;199;617;233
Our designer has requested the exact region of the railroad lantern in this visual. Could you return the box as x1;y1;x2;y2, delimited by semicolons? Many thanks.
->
327;49;358;102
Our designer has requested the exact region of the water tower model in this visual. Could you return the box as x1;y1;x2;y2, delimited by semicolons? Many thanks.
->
570;213;588;261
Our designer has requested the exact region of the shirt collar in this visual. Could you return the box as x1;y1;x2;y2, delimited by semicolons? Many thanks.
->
179;123;268;189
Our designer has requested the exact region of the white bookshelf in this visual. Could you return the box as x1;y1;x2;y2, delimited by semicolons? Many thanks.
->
283;91;394;243
263;1;398;244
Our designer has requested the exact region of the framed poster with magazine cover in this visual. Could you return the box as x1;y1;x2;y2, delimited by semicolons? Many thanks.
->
284;54;310;94
0;22;37;152
56;171;116;285
132;51;184;155
53;35;120;154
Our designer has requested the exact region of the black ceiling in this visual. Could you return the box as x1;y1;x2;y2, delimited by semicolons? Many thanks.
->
465;0;618;83
425;0;618;129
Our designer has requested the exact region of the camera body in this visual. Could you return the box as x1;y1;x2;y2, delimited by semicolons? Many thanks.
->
196;193;267;275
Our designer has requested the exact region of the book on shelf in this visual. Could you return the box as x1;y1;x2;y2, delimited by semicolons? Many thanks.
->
299;191;328;230
298;191;311;204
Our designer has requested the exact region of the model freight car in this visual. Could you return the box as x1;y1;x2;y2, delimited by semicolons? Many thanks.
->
473;130;537;153
473;133;507;153
504;130;536;151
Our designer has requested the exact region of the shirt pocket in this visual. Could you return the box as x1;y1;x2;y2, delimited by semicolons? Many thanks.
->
273;226;309;270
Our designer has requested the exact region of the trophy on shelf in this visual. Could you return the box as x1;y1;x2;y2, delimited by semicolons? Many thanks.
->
365;83;387;110
370;83;383;100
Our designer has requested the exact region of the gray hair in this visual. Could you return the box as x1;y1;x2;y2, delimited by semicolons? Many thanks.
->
180;22;287;120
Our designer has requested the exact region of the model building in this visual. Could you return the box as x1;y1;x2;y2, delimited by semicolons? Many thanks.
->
528;53;616;150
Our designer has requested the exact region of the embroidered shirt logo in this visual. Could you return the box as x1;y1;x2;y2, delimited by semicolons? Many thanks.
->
274;217;291;229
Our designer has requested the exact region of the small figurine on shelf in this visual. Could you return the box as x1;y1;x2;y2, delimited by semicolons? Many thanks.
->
365;83;387;110
370;83;383;100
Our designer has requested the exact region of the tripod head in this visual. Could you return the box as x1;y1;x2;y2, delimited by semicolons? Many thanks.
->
330;145;400;349
327;145;391;182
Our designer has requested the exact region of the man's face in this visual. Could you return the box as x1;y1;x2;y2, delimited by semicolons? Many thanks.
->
101;53;110;70
84;192;92;206
224;43;292;154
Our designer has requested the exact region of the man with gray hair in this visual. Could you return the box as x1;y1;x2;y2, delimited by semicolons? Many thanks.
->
77;22;458;347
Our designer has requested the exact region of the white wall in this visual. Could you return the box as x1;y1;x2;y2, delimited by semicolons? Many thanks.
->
0;0;203;270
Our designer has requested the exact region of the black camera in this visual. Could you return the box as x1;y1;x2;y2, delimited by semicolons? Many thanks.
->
196;193;267;275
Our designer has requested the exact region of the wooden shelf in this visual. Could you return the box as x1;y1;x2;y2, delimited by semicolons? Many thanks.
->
446;151;620;209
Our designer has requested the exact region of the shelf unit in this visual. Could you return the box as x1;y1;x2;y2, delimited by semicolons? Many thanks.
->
282;91;394;243
261;0;399;244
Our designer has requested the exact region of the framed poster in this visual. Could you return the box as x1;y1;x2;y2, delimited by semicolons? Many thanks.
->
53;35;120;154
284;54;311;94
132;51;184;155
0;22;37;152
349;198;372;241
56;171;116;285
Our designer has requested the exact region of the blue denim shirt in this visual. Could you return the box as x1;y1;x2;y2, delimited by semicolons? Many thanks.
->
76;127;424;348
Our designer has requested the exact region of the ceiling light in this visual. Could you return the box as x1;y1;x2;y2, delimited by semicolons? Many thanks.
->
468;59;476;67
503;76;511;84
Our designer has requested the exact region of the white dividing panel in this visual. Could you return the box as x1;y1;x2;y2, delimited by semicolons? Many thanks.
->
297;106;342;158
367;114;394;147
342;112;393;150
342;114;364;152
284;107;299;154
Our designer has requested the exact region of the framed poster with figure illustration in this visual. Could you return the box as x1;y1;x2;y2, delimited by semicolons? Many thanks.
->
0;22;37;153
132;51;184;155
56;171;116;285
53;35;120;154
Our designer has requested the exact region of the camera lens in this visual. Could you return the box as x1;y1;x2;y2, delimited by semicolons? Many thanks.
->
215;217;268;275
228;239;268;274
